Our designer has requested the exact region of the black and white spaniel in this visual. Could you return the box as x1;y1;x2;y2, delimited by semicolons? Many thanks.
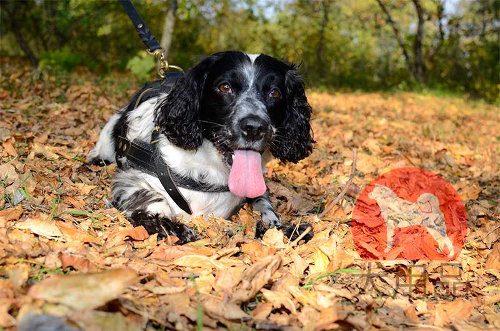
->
87;51;314;243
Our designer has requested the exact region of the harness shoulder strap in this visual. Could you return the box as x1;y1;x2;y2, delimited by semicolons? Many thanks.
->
151;127;193;215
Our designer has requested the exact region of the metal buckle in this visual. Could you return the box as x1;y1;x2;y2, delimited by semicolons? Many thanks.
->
147;48;184;78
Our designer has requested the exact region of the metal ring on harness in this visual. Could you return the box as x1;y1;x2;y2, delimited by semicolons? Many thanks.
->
147;49;184;78
120;0;184;78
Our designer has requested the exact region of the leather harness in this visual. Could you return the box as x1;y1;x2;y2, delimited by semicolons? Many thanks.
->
116;75;229;215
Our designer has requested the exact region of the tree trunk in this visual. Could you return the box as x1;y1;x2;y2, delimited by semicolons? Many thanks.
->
4;3;39;67
411;0;425;83
376;0;415;81
429;0;445;61
160;0;178;59
316;0;330;77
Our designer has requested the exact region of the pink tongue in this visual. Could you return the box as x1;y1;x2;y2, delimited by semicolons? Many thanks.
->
228;150;266;198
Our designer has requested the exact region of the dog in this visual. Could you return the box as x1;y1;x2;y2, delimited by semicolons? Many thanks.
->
368;184;454;257
87;51;314;243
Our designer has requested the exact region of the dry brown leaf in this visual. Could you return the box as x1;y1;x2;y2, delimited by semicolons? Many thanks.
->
172;254;224;269
0;299;16;328
69;310;142;331
59;254;96;272
202;296;249;321
57;223;100;243
231;254;281;303
3;140;17;157
149;243;215;260
485;242;500;270
14;216;62;238
214;268;241;293
106;226;149;247
73;183;97;195
28;269;139;310
251;302;273;321
241;240;277;263
0;205;23;223
30;143;59;160
431;300;474;327
0;163;18;185
262;227;285;249
7;264;29;290
261;288;297;313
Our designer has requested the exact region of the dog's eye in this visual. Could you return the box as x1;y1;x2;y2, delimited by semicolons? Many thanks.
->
269;88;281;99
218;83;233;94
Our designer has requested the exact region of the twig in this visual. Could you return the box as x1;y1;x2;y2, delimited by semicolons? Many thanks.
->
319;149;357;218
289;226;311;247
284;226;312;253
166;272;200;279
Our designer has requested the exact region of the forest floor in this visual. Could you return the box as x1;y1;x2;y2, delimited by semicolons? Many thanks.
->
0;59;499;330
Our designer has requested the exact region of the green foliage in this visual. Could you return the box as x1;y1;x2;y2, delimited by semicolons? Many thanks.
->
39;48;82;71
126;51;155;80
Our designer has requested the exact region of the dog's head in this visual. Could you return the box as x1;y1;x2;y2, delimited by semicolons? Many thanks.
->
156;51;314;197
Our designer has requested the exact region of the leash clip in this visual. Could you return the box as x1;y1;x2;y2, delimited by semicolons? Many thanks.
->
147;48;184;78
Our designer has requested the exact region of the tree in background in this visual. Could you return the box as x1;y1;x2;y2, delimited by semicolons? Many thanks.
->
0;0;497;102
160;0;178;58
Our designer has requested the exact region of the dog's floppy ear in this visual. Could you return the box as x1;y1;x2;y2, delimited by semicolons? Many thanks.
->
271;67;314;163
155;56;217;150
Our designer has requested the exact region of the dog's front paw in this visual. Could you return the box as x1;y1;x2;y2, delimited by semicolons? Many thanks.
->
168;223;198;245
129;211;198;244
262;212;282;228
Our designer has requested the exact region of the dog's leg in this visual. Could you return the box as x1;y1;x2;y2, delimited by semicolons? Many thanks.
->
113;183;198;244
252;191;281;228
130;210;198;244
86;110;124;165
252;191;313;242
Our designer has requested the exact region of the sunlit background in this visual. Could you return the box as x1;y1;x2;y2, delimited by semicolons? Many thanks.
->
1;0;498;102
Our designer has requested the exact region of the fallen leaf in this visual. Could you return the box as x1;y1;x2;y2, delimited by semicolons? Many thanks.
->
3;139;17;157
309;249;330;274
106;226;149;247
14;216;62;238
252;302;273;321
172;255;224;269
57;223;100;243
485;243;500;270
231;255;281;303
431;299;474;327
28;269;139;310
262;227;285;249
202;296;249;320
30;143;59;160
0;299;16;328
59;254;96;272
69;310;142;331
0;205;23;224
261;288;297;313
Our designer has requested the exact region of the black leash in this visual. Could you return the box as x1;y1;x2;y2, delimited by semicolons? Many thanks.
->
119;0;160;52
119;0;182;78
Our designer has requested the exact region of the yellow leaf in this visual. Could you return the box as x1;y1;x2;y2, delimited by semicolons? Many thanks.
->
309;249;330;274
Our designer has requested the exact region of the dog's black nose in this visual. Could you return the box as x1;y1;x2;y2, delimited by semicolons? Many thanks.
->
239;116;267;141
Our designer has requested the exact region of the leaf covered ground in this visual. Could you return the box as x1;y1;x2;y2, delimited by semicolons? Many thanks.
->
0;59;499;330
